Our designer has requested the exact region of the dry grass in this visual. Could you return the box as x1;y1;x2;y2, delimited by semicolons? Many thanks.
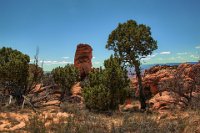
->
22;102;200;133
0;101;199;133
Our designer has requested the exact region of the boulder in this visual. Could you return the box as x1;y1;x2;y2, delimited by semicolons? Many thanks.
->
70;82;83;103
71;82;82;95
149;91;188;110
74;44;93;80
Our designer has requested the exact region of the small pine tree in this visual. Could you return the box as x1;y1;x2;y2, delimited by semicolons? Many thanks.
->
104;55;129;109
52;64;80;100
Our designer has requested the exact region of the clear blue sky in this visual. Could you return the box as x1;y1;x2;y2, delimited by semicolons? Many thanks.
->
0;0;200;71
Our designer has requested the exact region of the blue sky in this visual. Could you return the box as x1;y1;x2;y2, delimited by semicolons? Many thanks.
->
0;0;200;71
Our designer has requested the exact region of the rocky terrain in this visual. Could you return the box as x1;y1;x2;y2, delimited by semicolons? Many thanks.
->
131;63;200;111
0;83;81;131
0;63;200;132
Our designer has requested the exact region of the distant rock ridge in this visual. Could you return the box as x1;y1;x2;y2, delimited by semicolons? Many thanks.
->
74;44;93;80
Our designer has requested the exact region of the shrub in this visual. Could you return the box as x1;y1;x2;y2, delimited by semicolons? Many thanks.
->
82;55;130;111
104;55;129;109
27;64;44;89
0;47;30;104
52;64;79;100
81;67;105;88
83;84;111;111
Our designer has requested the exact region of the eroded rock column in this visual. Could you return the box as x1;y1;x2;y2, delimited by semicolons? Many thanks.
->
74;44;93;80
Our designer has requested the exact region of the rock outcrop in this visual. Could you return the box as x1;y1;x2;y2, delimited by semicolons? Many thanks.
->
27;84;62;108
69;82;83;103
149;91;188;110
131;65;176;97
132;63;200;97
74;44;93;80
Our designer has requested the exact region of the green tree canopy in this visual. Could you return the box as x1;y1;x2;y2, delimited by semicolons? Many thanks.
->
0;47;30;104
106;20;158;109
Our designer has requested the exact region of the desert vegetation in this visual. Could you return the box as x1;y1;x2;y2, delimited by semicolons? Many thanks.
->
82;55;129;111
0;47;30;105
52;64;80;100
106;20;158;109
0;20;200;132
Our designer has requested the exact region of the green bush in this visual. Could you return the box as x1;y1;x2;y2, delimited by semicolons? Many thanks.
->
83;84;111;111
0;47;30;104
52;64;80;100
82;55;130;111
81;67;105;88
104;55;129;109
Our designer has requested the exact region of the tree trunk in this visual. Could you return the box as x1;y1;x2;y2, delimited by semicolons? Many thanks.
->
135;65;146;110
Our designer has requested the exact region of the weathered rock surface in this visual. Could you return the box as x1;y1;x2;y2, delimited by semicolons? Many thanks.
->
132;63;200;97
69;82;83;103
71;82;82;96
27;84;62;107
149;91;188;110
131;63;200;110
74;44;93;79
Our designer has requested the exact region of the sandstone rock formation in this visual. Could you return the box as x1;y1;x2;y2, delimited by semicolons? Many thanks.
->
74;44;93;80
131;65;176;97
132;63;200;97
159;63;200;95
69;82;83;103
27;84;62;108
111;62;200;112
149;91;188;110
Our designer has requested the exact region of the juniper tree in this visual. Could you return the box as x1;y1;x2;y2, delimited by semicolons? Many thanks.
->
106;20;157;109
0;47;30;104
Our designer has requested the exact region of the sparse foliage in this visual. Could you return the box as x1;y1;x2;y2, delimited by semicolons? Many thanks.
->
27;47;44;92
28;64;43;88
106;20;158;109
41;72;54;86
